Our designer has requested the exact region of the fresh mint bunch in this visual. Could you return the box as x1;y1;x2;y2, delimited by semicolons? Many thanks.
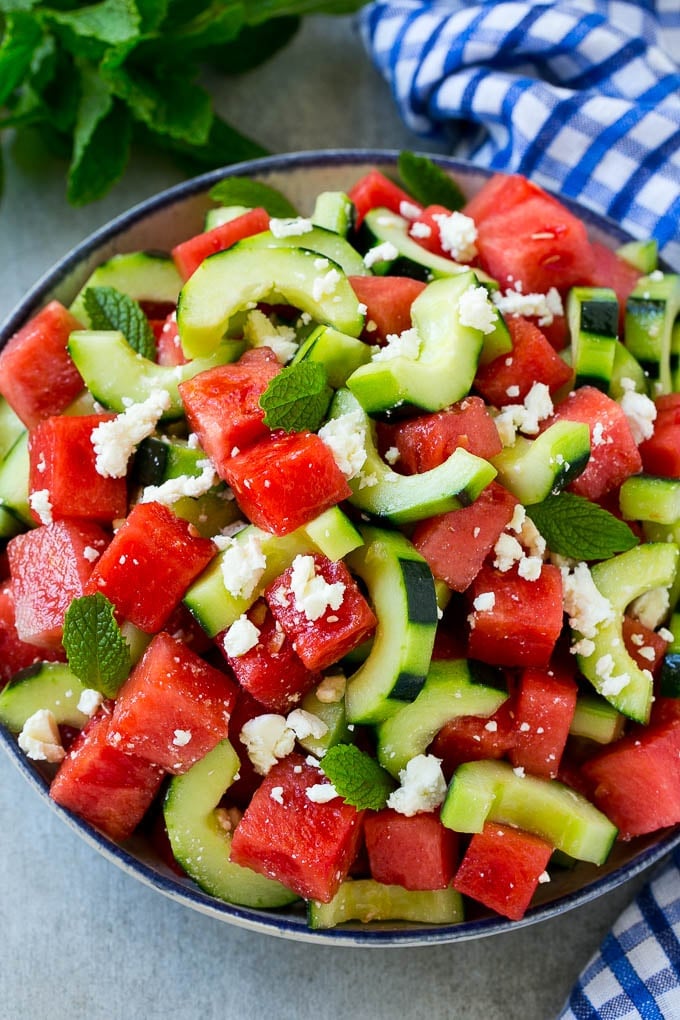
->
0;0;369;205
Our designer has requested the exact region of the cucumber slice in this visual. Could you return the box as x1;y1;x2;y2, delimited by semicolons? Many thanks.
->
574;543;679;722
70;252;182;325
239;225;368;277
330;389;496;524
296;684;352;758
490;421;590;505
184;507;363;637
177;244;365;359
68;330;245;420
567;286;618;391
164;739;298;908
0;431;32;528
292;325;371;388
440;759;617;865
619;474;680;525
617;239;658;274
376;658;508;777
311;191;355;237
569;694;625;744
624;273;680;393
346;272;486;413
0;662;90;732
608;339;649;399
204;205;251;231
308;880;464;929
0;397;25;462
344;525;438;725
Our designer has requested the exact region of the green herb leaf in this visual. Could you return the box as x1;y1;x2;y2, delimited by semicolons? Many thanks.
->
83;285;156;359
259;362;332;433
46;0;141;47
156;113;266;175
206;16;299;75
526;492;639;561
319;744;395;811
397;151;466;211
63;593;131;699
0;12;44;107
208;175;298;217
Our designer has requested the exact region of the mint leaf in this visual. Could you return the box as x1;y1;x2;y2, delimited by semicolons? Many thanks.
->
397;151;466;211
0;12;44;107
68;102;132;204
209;176;297;217
83;286;156;359
526;492;639;561
46;0;141;47
319;744;395;811
156;113;266;174
259;362;332;433
206;16;299;75
63;593;131;699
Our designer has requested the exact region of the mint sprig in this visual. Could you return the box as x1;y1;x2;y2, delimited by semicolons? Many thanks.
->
208;176;298;218
259;362;332;433
397;151;466;211
83;285;156;360
526;492;639;561
319;744;395;811
63;593;131;699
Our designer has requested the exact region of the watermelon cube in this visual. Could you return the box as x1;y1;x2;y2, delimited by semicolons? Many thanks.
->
348;275;426;342
364;809;459;891
510;667;578;779
0;582;66;683
381;396;503;473
473;316;573;406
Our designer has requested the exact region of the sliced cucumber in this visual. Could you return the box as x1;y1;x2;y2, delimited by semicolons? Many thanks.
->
490;421;590;504
164;739;298;908
569;694;625;744
376;658;508;777
292;325;371;388
311;191;355;237
68;330;245;420
0;431;32;528
344;526;438;725
239;225;368;277
296;684;352;758
177;244;365;359
204;205;252;231
308;880;464;929
617;239;658;274
567;286;618;391
0;662;90;732
346;272;486;413
619;474;680;525
440;759;617;865
0;397;25;462
608;339;649;399
70;252;182;324
624;273;680;393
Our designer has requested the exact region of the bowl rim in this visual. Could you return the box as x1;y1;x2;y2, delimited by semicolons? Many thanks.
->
2;147;676;946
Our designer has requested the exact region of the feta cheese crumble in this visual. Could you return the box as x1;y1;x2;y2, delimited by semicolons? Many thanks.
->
216;533;267;600
269;217;313;238
306;783;340;804
140;459;217;506
386;754;447;817
240;714;296;775
494;382;554;445
619;385;657;444
91;389;171;478
473;591;496;612
363;241;399;269
312;267;341;302
270;785;285;805
29;489;53;525
315;673;346;704
317;410;367;479
371;326;421;362
432;210;478;262
18;709;65;763
630;587;670;630
561;562;614;638
492;286;564;327
172;729;192;747
243;309;298;364
223;614;261;657
77;688;104;717
288;554;345;622
457;284;498;334
286;709;328;742
409;221;432;239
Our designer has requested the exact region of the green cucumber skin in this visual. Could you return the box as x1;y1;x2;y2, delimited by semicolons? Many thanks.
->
569;695;625;744
238;225;368;277
624;274;680;394
0;662;90;731
491;421;590;505
619;474;680;525
308;880;464;929
70;252;182;325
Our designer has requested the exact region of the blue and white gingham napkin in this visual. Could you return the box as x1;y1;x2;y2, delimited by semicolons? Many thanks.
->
360;1;680;268
360;2;680;1015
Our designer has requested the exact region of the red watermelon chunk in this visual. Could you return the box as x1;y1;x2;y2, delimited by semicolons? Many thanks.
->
622;615;669;675
583;242;640;329
265;553;377;670
84;501;216;633
0;583;66;683
28;414;128;523
453;821;553;921
223;432;351;537
179;357;280;479
581;718;680;838
107;632;237;773
364;809;459;891
348;275;426;343
413;481;518;593
172;207;270;281
430;697;516;780
639;395;680;477
225;688;269;809
229;752;364;902
218;600;321;712
348;169;422;227
381;397;503;473
156;313;187;366
466;563;564;669
463;173;551;226
50;709;164;842
0;302;85;428
8;520;110;648
474;315;573;406
510;667;578;779
546;385;642;500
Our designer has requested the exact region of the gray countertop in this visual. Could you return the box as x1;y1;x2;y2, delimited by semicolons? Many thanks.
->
0;15;655;1019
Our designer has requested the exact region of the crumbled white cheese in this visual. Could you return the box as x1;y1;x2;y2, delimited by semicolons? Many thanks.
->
493;533;524;572
269;217;313;238
595;655;630;696
472;591;496;613
512;766;525;778
270;785;285;805
223;614;261;657
518;555;543;581
83;545;101;563
561;562;615;638
619;388;657;444
371;327;421;362
172;729;192;747
484;719;498;732
29;489;53;526
243;309;298;364
363;241;399;269
306;782;340;804
458;284;498;334
409;221;432;239
240;714;295;775
140;459;217;506
77;688;104;717
315;673;346;704
538;871;551;884
571;637;596;658
312;268;341;302
630;587;670;630
216;533;267;600
288;554;345;622
317;410;367;479
399;200;422;221
286;708;329;741
492;286;564;327
518;516;547;559
433;210;478;262
386;754;447;817
91;389;171;478
18;709;65;763
384;446;400;466
494;382;554;444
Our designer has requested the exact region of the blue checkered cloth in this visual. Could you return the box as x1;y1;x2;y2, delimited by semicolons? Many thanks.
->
359;1;680;269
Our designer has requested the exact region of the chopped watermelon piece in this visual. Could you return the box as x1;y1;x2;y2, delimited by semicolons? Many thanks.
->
50;709;164;842
84;501;216;633
348;275;426;342
225;688;268;809
364;809;459;890
474;316;573;406
510;667;578;779
0;582;66;683
639;397;680;477
8;520;109;648
0;302;85;428
381;397;503;473
108;632;237;773
453;821;553;920
348;169;422;227
463;173;551;226
156;313;187;366
584;242;640;329
172;207;270;280
622;615;669;675
230;753;364;902
431;697;516;779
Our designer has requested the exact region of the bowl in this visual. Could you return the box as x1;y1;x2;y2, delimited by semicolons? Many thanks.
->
2;149;679;946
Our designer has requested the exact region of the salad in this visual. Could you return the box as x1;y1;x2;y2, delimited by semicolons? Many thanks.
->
1;153;680;931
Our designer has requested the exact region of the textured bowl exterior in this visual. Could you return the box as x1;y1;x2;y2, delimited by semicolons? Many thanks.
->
2;149;678;945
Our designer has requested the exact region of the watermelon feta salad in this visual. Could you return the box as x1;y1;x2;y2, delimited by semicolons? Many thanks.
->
1;155;680;931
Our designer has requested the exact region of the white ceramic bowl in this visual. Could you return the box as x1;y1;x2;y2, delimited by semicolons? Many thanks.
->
2;150;679;945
